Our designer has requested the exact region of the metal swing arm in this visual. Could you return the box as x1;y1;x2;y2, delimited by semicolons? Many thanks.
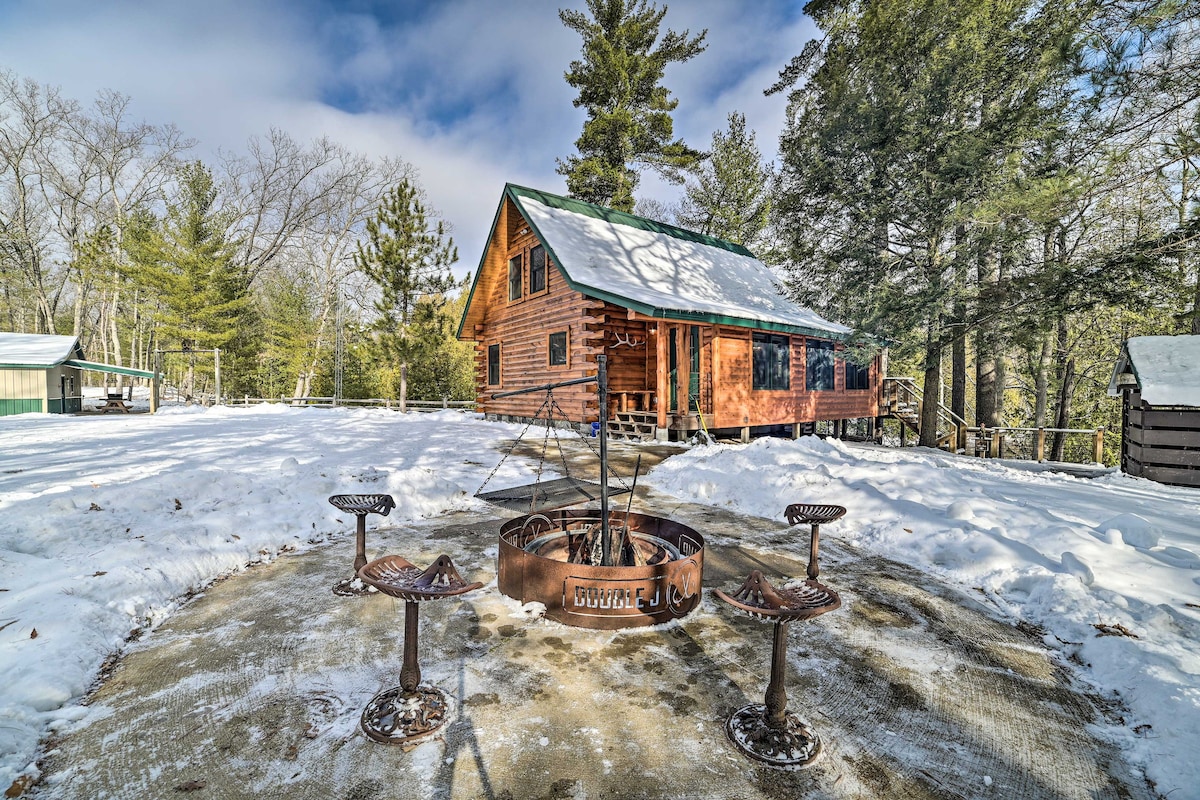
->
489;373;598;399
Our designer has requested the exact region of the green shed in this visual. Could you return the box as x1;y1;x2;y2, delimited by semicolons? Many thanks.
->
0;333;157;416
0;333;87;415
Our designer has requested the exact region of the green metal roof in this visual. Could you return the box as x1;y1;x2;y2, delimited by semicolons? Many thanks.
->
64;360;156;379
457;184;852;341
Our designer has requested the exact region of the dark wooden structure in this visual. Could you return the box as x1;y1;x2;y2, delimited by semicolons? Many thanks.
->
458;185;881;441
1110;335;1200;488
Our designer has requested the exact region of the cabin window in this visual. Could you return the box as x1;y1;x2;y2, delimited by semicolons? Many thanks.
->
548;331;568;366
806;340;835;391
845;358;870;390
508;255;523;301
529;245;547;294
752;333;790;391
488;344;501;385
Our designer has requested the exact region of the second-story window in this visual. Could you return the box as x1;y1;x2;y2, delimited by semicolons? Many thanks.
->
530;245;547;294
508;255;523;301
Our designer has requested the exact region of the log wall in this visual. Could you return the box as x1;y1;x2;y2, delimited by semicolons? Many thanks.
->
710;328;878;429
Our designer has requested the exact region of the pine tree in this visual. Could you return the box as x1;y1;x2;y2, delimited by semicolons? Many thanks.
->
676;111;774;250
127;161;252;398
354;180;457;407
772;0;1084;445
557;0;707;211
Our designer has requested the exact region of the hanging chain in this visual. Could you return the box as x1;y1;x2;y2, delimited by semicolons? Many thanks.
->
546;393;631;492
474;380;631;505
473;391;555;496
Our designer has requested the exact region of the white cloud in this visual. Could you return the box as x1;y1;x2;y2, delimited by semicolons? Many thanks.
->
0;0;813;269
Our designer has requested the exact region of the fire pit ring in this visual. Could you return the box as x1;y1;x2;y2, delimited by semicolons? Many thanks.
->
498;508;704;630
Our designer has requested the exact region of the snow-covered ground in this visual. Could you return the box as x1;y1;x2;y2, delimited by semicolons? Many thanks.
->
1;405;1197;797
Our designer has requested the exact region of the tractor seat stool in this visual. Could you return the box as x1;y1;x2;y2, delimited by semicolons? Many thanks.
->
356;554;483;746
713;502;847;769
327;494;396;596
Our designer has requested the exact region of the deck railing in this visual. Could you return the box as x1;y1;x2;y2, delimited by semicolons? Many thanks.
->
882;377;1105;464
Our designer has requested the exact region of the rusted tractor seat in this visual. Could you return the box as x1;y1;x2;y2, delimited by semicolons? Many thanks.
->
784;503;846;581
327;494;396;596
714;503;847;769
356;554;483;746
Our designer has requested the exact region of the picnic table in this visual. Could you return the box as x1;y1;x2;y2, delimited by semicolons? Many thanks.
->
99;392;132;413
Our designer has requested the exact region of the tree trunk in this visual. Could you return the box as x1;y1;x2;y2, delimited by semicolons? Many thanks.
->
400;362;408;412
1034;333;1052;428
1050;356;1075;461
951;224;967;425
919;332;943;448
974;242;1001;426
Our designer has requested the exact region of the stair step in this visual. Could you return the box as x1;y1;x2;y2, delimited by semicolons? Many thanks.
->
608;411;656;442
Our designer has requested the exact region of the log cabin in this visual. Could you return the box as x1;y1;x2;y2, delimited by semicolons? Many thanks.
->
1109;335;1200;488
457;184;881;441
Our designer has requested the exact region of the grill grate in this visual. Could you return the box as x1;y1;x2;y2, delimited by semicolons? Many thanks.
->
476;477;629;513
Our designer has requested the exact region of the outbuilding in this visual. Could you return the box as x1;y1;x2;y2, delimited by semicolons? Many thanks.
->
457;184;880;441
1109;335;1200;488
0;332;156;416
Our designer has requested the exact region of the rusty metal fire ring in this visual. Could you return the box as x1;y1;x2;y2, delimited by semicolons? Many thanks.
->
498;508;704;630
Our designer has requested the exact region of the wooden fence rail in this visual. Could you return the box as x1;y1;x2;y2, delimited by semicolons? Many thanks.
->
229;396;477;411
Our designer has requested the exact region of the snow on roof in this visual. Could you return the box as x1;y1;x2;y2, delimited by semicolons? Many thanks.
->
1111;335;1200;407
0;332;82;368
513;189;851;338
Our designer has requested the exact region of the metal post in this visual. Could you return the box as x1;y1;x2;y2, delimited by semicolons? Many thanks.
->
400;601;421;694
764;621;790;728
152;350;162;413
354;514;369;573
807;524;822;581
598;354;612;567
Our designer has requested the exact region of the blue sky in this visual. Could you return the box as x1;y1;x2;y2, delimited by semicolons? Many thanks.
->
0;0;815;267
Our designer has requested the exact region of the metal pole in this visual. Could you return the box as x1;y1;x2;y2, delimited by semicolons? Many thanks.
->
764;620;791;728
152;350;162;413
598;354;611;566
400;601;421;694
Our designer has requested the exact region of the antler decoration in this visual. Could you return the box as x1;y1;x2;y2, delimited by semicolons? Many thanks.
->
611;332;645;348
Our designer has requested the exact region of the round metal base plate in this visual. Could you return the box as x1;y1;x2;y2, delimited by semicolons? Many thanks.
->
725;703;822;770
332;576;376;597
360;685;454;746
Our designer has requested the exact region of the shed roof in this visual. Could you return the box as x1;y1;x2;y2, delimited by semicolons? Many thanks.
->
461;184;851;340
1109;335;1200;407
0;333;84;369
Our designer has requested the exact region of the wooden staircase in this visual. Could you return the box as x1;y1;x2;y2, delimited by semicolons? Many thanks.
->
882;377;967;449
608;410;657;442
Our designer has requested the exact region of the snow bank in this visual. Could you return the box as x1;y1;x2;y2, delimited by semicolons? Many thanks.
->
645;436;1200;797
0;406;533;790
